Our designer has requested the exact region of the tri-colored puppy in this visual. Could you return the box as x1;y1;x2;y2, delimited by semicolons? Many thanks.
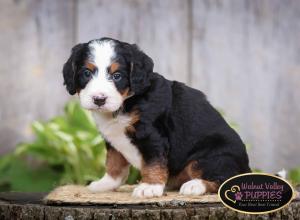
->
62;37;251;198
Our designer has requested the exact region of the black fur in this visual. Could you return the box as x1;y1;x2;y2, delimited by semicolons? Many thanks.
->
63;43;90;95
123;72;251;183
112;40;154;95
63;37;251;186
116;40;251;184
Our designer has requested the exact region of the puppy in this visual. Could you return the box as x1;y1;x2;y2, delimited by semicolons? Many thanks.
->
62;37;251;198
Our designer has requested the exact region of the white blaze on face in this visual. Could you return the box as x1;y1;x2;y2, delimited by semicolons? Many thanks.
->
79;40;123;112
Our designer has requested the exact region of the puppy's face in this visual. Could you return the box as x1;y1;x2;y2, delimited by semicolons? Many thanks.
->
62;38;154;112
75;40;128;112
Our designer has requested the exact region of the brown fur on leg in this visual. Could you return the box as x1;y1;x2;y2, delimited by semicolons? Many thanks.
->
168;160;219;192
141;162;168;184
202;179;219;193
167;160;201;189
106;147;129;179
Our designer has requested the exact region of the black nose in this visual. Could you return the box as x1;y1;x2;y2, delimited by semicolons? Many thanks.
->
93;96;107;107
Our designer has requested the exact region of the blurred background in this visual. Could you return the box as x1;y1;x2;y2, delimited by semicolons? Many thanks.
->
0;0;299;191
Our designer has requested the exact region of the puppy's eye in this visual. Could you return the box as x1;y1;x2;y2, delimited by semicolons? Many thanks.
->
83;69;92;78
112;72;122;81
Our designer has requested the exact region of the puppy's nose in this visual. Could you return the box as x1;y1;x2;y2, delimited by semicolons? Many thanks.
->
93;96;107;107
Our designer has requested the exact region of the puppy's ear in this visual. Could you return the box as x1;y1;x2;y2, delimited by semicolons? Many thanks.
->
127;44;154;95
62;43;84;95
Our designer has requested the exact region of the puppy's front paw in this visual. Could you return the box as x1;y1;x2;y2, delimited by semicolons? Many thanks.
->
132;183;164;198
179;179;206;196
87;174;122;193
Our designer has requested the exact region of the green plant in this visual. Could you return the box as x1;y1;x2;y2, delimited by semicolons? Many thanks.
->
0;101;140;192
288;167;300;186
0;154;61;192
16;101;107;185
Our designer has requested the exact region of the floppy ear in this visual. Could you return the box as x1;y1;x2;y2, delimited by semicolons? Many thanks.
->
127;44;154;95
62;43;85;95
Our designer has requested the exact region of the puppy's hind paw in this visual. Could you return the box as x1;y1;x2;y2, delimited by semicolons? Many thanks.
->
132;183;164;198
179;179;206;196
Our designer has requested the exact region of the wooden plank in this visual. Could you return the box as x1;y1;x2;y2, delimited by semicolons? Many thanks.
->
191;0;300;171
77;0;190;83
0;0;75;153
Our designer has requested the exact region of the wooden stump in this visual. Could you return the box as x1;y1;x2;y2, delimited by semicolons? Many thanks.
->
0;191;300;220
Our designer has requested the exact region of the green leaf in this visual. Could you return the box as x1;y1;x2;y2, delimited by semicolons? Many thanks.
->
2;100;139;191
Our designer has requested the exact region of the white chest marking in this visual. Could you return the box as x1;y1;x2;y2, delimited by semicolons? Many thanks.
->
93;112;142;169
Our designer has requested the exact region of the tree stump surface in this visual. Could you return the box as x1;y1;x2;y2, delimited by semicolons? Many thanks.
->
44;185;220;206
0;187;299;220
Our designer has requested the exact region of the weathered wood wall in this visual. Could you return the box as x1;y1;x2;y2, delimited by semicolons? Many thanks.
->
0;0;299;172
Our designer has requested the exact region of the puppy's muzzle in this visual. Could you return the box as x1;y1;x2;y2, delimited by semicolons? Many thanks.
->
93;96;107;107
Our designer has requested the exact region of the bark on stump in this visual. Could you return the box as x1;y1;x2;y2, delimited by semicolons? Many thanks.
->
0;192;299;220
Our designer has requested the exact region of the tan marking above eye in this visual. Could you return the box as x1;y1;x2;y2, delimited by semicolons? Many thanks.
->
110;62;120;74
85;62;96;71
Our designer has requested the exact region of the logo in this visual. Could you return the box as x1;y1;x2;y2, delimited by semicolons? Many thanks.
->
218;173;295;214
